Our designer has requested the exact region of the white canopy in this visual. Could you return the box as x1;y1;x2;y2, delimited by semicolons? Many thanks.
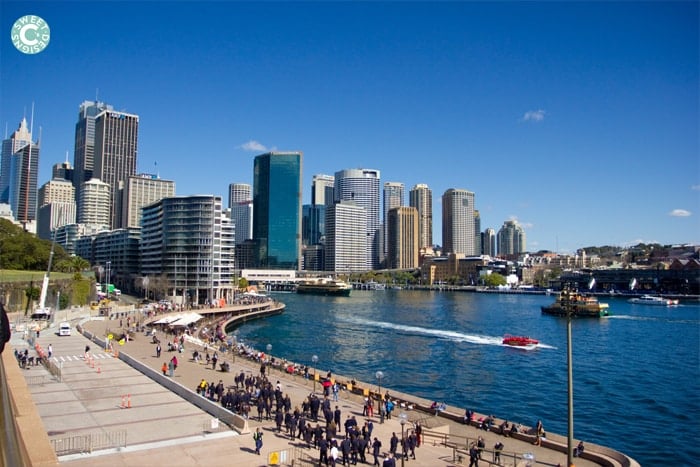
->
169;312;204;327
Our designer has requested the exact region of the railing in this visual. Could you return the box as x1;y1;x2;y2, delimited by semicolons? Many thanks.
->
50;430;127;456
422;428;529;467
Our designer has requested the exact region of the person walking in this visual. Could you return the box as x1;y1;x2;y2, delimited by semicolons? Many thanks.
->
168;359;174;377
47;344;53;359
162;362;168;376
156;343;161;358
253;427;263;455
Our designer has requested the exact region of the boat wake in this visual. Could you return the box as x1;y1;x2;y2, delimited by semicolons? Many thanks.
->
345;317;555;349
608;315;699;325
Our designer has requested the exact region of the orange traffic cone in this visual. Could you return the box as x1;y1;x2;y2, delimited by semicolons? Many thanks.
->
127;394;132;408
97;364;101;374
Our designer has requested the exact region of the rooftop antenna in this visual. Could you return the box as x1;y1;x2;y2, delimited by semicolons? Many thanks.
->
65;150;69;163
95;87;99;103
154;160;159;178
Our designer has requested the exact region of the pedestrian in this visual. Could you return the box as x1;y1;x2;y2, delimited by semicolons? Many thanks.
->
372;437;382;466
253;427;263;455
212;351;218;370
47;344;53;359
162;362;168;375
494;441;504;464
168;359;174;377
469;442;479;467
156;343;161;358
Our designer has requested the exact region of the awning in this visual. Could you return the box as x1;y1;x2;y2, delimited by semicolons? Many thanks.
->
153;314;184;324
169;312;204;327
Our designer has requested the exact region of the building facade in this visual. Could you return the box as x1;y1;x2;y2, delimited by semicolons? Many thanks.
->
1;118;32;204
482;227;496;256
382;182;405;265
252;152;302;270
78;178;111;229
141;195;235;305
122;174;175;228
324;201;367;273
409;183;433;249
73;100;113;198
229;183;253;245
312;174;335;206
442;188;476;256
93;108;139;229
334;168;381;269
387;206;418;269
497;220;527;258
37;179;76;240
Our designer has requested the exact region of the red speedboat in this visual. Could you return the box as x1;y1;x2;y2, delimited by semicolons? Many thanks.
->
502;334;539;347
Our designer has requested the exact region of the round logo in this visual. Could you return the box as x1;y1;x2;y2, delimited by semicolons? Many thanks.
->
11;15;50;54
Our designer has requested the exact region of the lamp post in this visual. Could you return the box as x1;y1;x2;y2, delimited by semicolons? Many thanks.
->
106;261;111;296
266;344;272;372
567;301;574;467
312;354;319;393
399;412;408;467
375;370;384;398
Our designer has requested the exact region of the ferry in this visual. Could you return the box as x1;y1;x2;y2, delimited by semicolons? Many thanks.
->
296;277;352;296
541;289;610;318
628;295;679;306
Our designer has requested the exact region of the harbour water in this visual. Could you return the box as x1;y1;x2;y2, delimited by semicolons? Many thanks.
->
231;290;700;465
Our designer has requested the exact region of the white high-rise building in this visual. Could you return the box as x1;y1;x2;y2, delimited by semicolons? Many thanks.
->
409;183;433;249
442;188;476;255
122;174;175;228
325;201;367;273
37;179;77;240
334;168;380;269
78;178;111;230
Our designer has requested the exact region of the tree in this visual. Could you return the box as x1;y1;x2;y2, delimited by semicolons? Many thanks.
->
483;273;507;287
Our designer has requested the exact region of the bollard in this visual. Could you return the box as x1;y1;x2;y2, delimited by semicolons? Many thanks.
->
127;394;132;408
120;395;126;408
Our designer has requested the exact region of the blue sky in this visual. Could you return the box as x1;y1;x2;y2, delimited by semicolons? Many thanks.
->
2;1;698;253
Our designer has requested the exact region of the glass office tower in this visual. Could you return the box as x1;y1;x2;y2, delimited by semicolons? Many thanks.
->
253;152;302;270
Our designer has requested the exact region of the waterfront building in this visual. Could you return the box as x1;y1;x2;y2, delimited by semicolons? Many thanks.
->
383;182;405;265
497;220;526;258
482;227;496;256
442;188;477;256
121;173;175;228
253;152;302;270
334;168;381;269
325;200;367;273
0;117;32;204
409;183;433;249
235;239;258;270
229;183;253;245
78;178;111;230
37;178;76;240
141;195;235;305
311;174;335;206
420;254;489;285
387;206;418;269
92;108;139;229
73;100;113;200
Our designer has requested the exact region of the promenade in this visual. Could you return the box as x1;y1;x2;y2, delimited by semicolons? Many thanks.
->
7;306;635;467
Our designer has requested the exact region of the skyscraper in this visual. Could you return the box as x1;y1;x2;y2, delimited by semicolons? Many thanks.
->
7;132;40;228
37;179;76;240
1;117;32;204
93;108;139;229
442;188;476;255
409;183;433;249
253;152;302;270
122;174;175;228
311;174;335;206
325;201;367;273
382;182;405;264
78;178;111;229
229;183;253;245
334;168;381;269
73;100;112;197
497;220;527;258
387;206;418;269
482;228;496;256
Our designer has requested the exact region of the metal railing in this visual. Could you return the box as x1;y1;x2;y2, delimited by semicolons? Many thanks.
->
50;430;127;456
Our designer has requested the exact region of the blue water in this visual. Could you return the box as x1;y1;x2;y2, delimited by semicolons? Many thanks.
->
231;290;700;466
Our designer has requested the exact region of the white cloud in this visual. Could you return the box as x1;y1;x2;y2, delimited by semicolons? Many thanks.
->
691;185;700;191
521;109;546;122
669;209;691;217
239;140;268;152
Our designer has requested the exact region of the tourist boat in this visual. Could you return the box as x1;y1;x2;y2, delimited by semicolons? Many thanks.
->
541;289;610;318
628;295;679;306
502;334;539;348
296;277;352;296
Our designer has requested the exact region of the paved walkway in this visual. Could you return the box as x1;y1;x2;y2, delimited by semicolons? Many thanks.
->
13;311;604;467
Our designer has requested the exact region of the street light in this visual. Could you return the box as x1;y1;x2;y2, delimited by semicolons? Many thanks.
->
312;354;319;393
375;370;384;398
399;412;408;467
266;344;272;371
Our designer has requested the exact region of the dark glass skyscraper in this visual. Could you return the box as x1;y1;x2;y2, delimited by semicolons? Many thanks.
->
253;152;302;270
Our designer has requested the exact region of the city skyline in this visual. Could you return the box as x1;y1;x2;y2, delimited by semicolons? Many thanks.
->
1;1;698;253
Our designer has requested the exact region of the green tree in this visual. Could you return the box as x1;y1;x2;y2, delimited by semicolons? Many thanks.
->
483;273;507;287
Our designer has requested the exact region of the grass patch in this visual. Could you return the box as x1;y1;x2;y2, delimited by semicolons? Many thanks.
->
0;270;85;282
